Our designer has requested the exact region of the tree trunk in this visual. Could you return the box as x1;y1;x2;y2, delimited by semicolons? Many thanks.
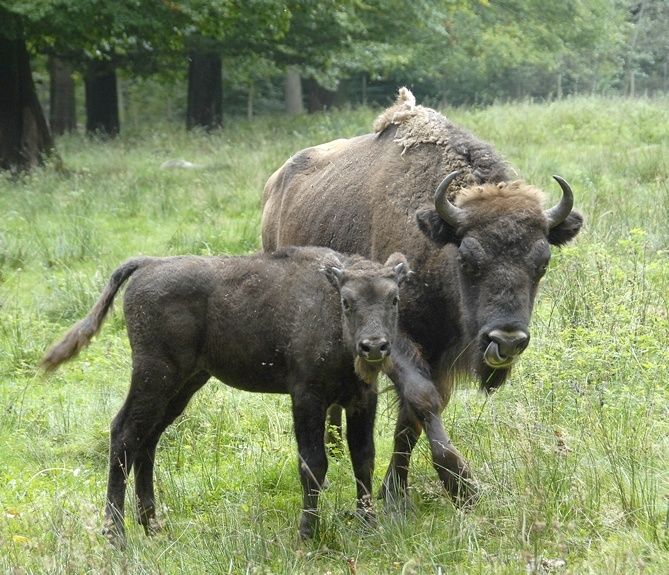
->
85;60;119;137
304;78;336;113
186;48;223;131
247;84;254;120
284;66;304;115
361;74;367;107
0;33;54;172
48;56;76;136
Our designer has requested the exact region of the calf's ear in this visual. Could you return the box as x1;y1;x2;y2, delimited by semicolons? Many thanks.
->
416;209;460;246
548;210;583;246
384;252;411;285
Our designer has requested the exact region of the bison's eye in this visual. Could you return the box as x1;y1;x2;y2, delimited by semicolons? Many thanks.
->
535;257;550;279
392;295;400;306
457;253;481;278
342;297;352;312
457;237;485;277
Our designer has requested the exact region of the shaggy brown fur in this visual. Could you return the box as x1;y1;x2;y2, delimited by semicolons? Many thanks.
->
261;88;583;504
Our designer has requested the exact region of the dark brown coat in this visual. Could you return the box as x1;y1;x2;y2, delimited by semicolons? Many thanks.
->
41;246;409;545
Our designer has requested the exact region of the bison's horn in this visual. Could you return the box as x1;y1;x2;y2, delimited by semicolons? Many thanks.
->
434;170;465;227
544;176;574;228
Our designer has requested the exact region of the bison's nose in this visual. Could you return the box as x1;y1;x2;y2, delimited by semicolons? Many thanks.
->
357;338;391;362
484;329;530;367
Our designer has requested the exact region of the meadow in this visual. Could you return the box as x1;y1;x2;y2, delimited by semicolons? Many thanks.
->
0;97;667;574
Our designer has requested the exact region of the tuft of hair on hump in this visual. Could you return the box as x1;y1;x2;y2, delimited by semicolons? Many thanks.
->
373;87;417;133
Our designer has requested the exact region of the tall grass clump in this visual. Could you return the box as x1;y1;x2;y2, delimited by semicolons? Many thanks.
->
0;97;667;574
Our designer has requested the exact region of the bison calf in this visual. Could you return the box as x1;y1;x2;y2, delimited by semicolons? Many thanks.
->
41;246;409;546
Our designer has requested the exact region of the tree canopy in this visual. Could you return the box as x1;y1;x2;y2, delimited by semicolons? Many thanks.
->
1;0;667;169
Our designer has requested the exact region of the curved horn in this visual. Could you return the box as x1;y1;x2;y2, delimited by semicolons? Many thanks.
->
544;175;574;228
434;170;464;227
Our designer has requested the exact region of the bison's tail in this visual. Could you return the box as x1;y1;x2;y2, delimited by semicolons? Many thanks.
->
40;258;150;373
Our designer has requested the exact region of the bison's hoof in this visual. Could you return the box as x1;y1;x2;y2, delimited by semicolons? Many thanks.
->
377;479;408;504
452;478;480;509
355;507;377;527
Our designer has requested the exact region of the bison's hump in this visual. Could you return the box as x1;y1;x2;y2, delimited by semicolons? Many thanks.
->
373;87;511;186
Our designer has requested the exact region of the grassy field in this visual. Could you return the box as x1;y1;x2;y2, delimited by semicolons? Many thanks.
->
0;97;667;574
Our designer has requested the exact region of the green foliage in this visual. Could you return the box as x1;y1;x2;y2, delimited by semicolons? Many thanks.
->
0;98;667;572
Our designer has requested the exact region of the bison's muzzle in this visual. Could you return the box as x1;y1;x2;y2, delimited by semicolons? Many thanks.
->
483;329;530;368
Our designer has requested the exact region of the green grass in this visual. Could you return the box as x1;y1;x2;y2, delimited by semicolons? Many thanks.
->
1;97;667;574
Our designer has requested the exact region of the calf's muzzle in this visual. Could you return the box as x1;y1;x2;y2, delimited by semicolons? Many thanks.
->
357;337;391;363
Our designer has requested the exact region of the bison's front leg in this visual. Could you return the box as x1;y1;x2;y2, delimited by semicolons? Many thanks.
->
291;393;328;539
422;413;476;505
345;390;377;523
382;347;475;505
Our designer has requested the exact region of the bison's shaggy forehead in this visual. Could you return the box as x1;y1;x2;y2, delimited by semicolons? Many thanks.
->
455;181;548;231
457;180;545;207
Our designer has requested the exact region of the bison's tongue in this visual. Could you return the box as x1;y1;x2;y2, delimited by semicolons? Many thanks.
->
484;341;508;367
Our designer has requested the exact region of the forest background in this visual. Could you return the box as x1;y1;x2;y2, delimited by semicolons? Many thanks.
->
1;0;669;171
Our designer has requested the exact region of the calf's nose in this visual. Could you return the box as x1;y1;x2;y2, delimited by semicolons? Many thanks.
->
488;329;530;358
357;338;391;362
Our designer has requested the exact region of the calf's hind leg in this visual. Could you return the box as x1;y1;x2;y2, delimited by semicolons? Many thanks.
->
133;371;210;535
103;357;180;548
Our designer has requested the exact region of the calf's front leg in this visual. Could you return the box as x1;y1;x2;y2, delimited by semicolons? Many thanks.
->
345;391;377;522
291;393;328;539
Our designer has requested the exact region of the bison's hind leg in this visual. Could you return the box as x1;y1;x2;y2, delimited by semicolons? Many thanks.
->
103;356;186;547
133;371;211;536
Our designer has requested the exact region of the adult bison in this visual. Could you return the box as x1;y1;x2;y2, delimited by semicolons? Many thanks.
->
262;88;583;503
41;247;409;545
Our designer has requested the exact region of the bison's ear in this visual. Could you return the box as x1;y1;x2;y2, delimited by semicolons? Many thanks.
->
384;252;411;285
548;210;583;246
416;209;460;246
323;264;346;288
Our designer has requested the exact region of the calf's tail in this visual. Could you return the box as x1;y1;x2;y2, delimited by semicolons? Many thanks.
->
40;258;150;373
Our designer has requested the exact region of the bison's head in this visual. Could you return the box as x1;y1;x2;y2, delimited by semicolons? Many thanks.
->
324;253;410;383
417;172;583;391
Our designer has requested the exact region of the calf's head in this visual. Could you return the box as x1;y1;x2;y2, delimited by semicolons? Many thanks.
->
324;252;410;382
417;172;583;391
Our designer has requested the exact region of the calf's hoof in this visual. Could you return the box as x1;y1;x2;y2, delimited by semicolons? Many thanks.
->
298;511;318;540
141;515;163;537
102;520;126;549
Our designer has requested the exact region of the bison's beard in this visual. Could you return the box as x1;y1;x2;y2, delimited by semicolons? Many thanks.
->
479;363;511;393
354;355;393;385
